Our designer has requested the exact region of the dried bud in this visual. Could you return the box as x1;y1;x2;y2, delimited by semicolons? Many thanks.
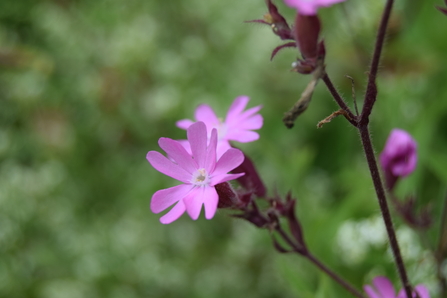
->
284;197;306;249
268;193;307;251
379;129;417;191
266;0;294;40
246;0;294;41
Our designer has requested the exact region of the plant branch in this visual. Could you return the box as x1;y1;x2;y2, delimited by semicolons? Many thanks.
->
275;226;364;298
321;73;358;127
360;0;394;125
358;125;413;297
306;252;365;298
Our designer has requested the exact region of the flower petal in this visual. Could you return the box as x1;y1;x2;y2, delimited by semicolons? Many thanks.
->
176;139;192;155
364;285;381;298
396;289;405;298
284;0;345;15
396;285;431;298
150;184;194;213
147;151;191;183
176;119;195;130
318;0;346;7
225;96;249;124
184;187;203;220
160;200;186;224
226;105;262;128
203;186;218;219
195;104;219;133
414;285;430;298
204;128;217;173
212;148;245;178
283;0;318;15
187;121;208;167
159;138;197;174
225;130;260;143
216;141;232;160
239;105;262;120
373;276;395;298
211;173;244;186
235;113;263;130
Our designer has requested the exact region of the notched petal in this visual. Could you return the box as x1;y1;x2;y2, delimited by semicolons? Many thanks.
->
160;200;186;224
147;151;191;183
213;148;245;178
151;184;193;213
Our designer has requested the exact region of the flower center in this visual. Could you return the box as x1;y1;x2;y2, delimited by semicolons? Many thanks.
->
191;168;210;186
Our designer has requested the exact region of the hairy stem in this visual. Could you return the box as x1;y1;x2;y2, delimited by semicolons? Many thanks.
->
358;0;413;295
320;0;413;294
358;125;413;297
360;0;394;124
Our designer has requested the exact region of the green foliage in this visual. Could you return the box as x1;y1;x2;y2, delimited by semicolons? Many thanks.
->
1;0;446;297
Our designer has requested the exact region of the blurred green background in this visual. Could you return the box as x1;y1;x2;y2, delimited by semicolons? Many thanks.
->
1;0;447;297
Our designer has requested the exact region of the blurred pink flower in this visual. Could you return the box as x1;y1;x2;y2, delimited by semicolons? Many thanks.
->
364;276;430;298
147;122;244;224
364;277;397;298
397;286;430;298
283;0;346;15
380;129;417;178
176;96;263;158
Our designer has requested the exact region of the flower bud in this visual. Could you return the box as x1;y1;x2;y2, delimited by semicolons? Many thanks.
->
231;152;266;197
215;182;239;208
379;129;417;190
393;195;432;230
294;13;321;59
266;0;294;40
245;0;293;41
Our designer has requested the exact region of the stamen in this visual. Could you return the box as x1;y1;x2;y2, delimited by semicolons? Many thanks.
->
192;168;210;186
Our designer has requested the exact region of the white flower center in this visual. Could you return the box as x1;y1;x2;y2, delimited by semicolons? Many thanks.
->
191;168;211;186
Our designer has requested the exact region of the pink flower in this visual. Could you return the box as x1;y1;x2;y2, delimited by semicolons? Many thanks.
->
176;96;263;158
396;286;430;298
380;129;417;177
147;121;245;224
283;0;346;15
364;276;430;298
